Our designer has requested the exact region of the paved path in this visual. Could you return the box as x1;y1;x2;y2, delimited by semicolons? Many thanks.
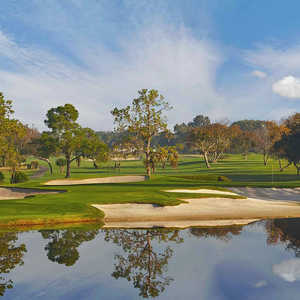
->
31;166;48;179
229;187;300;202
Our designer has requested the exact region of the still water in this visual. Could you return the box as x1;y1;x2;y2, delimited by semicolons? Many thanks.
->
1;219;300;299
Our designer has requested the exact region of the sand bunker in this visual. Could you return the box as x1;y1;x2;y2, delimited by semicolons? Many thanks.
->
0;187;61;200
44;175;145;186
164;189;238;196
93;196;300;228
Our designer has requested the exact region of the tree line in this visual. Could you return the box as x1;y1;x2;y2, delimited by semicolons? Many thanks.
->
0;89;299;180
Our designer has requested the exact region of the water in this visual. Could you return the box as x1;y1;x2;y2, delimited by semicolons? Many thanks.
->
1;219;300;299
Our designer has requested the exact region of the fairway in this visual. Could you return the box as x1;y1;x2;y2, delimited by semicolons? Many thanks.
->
0;153;300;227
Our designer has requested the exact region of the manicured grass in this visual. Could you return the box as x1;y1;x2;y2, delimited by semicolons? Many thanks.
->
0;153;299;227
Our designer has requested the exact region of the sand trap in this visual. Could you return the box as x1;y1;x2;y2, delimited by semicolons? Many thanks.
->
44;175;145;186
93;197;300;228
164;189;239;196
0;187;62;200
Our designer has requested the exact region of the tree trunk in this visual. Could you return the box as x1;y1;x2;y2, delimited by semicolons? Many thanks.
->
36;157;53;175
203;152;211;168
145;137;151;179
76;157;81;168
263;152;268;166
278;159;282;171
65;155;71;178
295;163;300;176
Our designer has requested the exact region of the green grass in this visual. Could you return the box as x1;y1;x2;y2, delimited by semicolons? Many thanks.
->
0;153;299;227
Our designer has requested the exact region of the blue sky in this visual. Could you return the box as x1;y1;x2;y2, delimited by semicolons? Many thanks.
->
1;0;300;130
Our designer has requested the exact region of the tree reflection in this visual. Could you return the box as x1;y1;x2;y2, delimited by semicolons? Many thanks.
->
0;232;26;296
40;229;99;266
103;229;183;298
266;219;300;257
189;226;243;242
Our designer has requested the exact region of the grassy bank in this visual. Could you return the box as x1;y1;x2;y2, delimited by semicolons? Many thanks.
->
0;153;299;227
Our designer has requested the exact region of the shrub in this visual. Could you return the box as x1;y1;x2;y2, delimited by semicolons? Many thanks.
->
56;158;67;173
0;172;4;183
10;171;29;184
217;175;231;182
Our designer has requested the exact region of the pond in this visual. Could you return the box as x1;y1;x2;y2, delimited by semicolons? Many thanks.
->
1;219;300;299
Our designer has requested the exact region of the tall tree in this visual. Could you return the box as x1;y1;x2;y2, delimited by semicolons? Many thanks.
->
273;113;300;175
188;114;211;128
44;104;105;178
111;89;172;178
254;121;285;166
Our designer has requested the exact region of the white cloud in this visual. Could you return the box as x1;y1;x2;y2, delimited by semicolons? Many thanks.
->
251;70;267;78
245;45;300;74
273;259;300;282
272;76;300;99
254;280;267;288
0;26;226;130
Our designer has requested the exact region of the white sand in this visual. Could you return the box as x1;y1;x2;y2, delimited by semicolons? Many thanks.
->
93;196;300;228
44;175;145;186
164;189;239;196
0;187;60;200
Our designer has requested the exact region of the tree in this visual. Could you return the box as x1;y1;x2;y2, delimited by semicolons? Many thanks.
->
30;132;58;175
273;113;300;175
44;104;105;178
0;93;27;177
229;126;256;160
188;123;232;168
254;121;285;166
188;114;211;128
103;229;183;298
0;232;27;296
231;119;265;132
111;89;172;178
81;128;109;169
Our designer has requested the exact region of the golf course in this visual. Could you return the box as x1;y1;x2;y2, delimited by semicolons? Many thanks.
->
1;153;300;228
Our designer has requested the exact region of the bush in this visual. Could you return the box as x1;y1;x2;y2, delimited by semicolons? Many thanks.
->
0;172;4;183
217;175;231;182
10;171;29;184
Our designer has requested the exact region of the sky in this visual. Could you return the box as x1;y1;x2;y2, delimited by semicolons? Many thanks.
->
1;0;300;130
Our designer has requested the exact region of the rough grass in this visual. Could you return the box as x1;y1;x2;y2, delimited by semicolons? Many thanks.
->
0;153;299;227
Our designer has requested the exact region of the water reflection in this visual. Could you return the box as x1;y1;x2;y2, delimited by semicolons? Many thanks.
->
266;219;300;257
189;226;243;242
39;229;99;266
103;229;183;298
0;232;26;296
3;220;300;299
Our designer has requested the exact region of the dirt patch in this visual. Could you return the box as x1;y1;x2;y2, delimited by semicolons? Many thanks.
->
93;197;300;228
44;175;145;186
0;187;63;200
